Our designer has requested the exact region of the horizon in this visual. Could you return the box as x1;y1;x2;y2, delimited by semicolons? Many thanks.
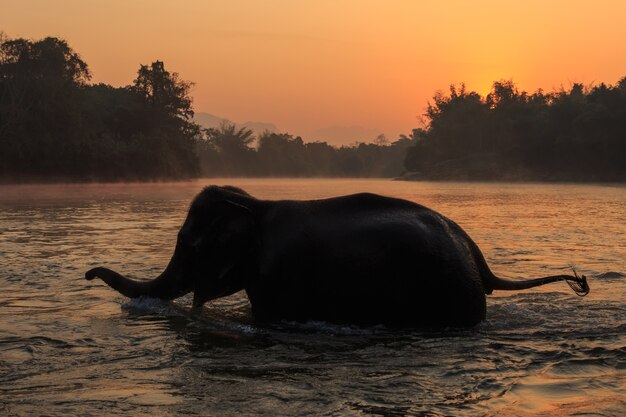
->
3;1;626;144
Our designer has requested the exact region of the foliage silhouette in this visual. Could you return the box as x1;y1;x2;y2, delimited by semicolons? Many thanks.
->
0;36;199;181
1;35;624;182
404;79;626;181
195;123;412;178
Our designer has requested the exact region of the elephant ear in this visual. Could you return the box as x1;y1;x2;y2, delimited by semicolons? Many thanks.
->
212;199;256;249
191;200;257;308
179;199;255;251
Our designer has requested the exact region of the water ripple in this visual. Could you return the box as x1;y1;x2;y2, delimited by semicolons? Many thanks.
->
0;180;624;416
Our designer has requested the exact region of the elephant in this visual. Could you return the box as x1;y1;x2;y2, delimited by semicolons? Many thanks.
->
85;185;589;328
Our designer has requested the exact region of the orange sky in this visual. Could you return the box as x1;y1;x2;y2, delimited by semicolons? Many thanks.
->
3;1;626;144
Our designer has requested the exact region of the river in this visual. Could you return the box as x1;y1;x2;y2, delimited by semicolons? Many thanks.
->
0;179;624;416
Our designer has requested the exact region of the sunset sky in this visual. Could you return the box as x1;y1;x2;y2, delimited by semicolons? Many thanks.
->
4;0;626;144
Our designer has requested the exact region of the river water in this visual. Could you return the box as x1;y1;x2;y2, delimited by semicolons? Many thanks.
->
0;179;624;416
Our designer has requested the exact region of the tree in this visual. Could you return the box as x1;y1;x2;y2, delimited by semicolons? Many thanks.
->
120;60;201;178
374;133;389;146
404;83;489;173
203;122;256;175
404;78;626;180
0;36;90;85
305;141;337;176
132;60;193;120
257;132;308;176
0;36;201;180
0;36;91;176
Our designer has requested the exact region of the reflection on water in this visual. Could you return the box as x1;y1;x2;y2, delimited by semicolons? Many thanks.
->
0;179;624;416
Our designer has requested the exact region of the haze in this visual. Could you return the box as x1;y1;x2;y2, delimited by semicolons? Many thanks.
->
4;0;626;144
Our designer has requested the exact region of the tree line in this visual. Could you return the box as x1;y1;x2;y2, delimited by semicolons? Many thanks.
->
0;35;199;181
404;79;626;181
0;35;410;181
197;124;411;177
1;34;625;182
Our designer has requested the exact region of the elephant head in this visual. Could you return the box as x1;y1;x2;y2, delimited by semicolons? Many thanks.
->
85;186;259;308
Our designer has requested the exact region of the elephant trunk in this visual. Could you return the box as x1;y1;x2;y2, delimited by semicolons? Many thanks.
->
85;248;192;300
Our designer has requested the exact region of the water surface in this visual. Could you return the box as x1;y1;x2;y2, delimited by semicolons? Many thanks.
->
0;179;624;416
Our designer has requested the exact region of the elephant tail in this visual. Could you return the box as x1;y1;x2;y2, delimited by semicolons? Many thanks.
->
488;271;589;296
467;238;589;297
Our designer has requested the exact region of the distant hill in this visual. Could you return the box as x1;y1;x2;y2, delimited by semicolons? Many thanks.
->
311;125;383;146
194;112;279;135
194;112;384;145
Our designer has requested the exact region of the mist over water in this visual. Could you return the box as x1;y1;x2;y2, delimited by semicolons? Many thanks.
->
0;179;624;416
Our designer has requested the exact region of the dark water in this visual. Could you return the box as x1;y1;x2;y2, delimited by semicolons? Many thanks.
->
0;179;624;416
